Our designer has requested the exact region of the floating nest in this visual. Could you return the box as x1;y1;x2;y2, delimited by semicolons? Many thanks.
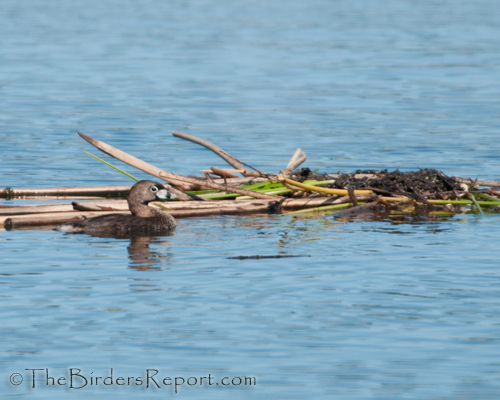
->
295;168;467;201
3;132;500;231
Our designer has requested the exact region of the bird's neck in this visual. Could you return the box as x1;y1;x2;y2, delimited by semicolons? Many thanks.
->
128;201;156;217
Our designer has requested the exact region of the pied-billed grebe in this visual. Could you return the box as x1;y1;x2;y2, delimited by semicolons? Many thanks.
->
55;180;177;236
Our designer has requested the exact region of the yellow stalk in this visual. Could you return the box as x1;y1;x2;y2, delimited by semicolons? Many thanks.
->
281;177;373;195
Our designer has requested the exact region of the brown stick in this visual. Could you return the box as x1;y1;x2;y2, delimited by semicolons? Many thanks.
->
285;149;307;172
169;176;269;191
452;177;500;188
324;173;377;180
0;204;75;216
72;201;128;211
0;178;269;197
80;134;194;199
78;132;281;200
286;148;302;171
0;185;132;197
281;194;377;210
172;131;264;177
347;188;358;206
1;211;130;228
209;167;240;179
211;177;268;185
152;199;278;211
1;196;115;201
72;199;275;212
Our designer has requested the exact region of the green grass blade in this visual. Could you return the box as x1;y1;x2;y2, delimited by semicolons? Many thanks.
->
83;150;139;181
469;193;485;216
474;192;500;202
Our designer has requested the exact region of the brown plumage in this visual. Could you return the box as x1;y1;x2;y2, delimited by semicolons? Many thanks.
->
55;180;176;236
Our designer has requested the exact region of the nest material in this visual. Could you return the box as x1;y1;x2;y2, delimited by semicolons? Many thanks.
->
295;168;466;200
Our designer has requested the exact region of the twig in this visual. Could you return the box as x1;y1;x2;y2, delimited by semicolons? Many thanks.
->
1;211;130;228
0;204;75;216
285;149;307;172
73;199;274;212
172;131;263;177
209;167;240;179
347;188;358;206
453;177;500;188
287;153;307;172
325;173;378;180
0;185;132;198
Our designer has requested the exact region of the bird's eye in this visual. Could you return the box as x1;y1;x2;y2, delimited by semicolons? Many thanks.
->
150;186;158;193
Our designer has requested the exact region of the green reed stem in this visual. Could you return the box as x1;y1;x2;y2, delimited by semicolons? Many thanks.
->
469;193;485;216
83;150;139;182
474;192;500;202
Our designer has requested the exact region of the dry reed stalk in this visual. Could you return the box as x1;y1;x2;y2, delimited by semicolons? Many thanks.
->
167;206;271;218
212;177;268;185
177;176;268;191
72;199;276;212
80;134;194;198
0;185;132;197
282;194;378;210
78;132;281;200
452;177;500;188
72;201;128;211
156;199;272;211
7;196;113;201
0;204;75;216
285;148;307;172
209;167;240;179
324;173;378;180
286;148;302;171
1;211;130;228
172;131;263;177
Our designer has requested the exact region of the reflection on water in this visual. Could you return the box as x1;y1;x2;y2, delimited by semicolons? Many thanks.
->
127;236;173;271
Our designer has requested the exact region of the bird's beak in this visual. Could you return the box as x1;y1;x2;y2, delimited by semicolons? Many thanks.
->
156;189;176;200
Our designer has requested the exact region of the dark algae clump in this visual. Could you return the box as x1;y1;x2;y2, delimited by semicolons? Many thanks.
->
295;168;466;200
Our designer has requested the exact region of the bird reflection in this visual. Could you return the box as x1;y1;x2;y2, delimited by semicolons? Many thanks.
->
11;225;174;270
126;235;172;271
68;231;174;270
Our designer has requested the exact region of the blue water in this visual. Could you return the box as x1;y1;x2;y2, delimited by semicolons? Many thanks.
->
2;0;500;398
